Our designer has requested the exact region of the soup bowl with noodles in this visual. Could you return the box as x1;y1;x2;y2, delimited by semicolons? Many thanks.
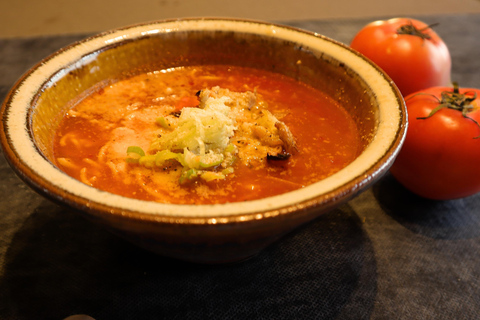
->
0;18;406;263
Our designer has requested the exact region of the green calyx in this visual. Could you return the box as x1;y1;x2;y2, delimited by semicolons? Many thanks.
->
396;21;438;40
415;82;480;139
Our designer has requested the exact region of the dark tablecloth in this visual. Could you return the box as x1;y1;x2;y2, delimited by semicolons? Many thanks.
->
1;14;480;320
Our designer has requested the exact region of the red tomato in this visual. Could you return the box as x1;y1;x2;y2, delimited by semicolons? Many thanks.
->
350;18;451;96
390;84;480;200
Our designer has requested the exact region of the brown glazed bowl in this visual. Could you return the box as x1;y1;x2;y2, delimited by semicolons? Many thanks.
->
0;18;406;263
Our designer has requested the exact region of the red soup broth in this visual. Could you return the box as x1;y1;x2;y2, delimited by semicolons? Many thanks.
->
53;65;362;204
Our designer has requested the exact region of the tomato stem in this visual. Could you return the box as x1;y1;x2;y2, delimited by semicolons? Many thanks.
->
396;21;439;40
414;82;480;139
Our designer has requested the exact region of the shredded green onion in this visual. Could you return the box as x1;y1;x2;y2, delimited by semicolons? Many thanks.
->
156;116;173;129
126;90;240;184
126;146;146;163
138;155;156;168
155;150;181;167
222;167;234;175
201;171;226;182
199;153;224;168
179;168;199;184
127;146;145;156
224;143;236;154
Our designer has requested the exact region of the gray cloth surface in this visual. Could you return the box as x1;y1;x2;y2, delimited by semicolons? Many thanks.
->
1;14;480;320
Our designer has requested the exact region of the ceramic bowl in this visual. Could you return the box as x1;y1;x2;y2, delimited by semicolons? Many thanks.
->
0;18;406;263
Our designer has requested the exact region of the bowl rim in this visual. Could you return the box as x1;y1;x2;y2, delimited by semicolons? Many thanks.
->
0;17;407;224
